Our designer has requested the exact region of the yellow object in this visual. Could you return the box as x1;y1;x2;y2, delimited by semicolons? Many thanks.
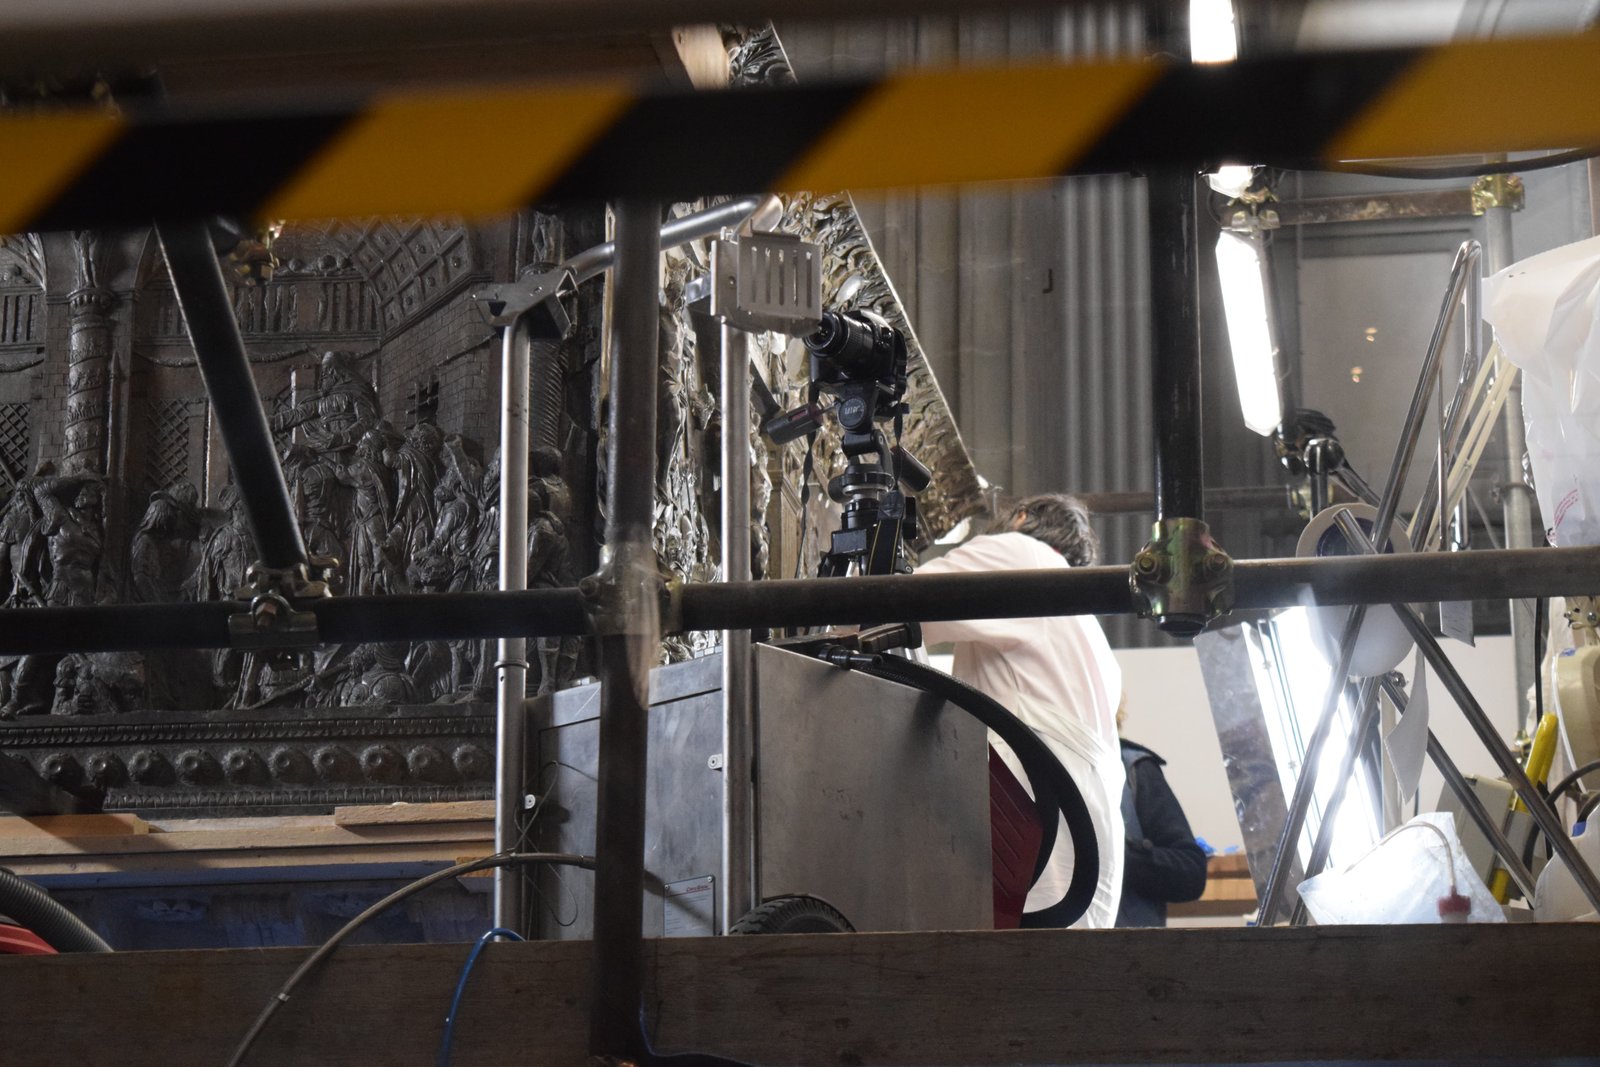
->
7;32;1600;230
259;83;632;223
1488;711;1560;902
0;112;124;234
1329;35;1600;161
775;61;1159;193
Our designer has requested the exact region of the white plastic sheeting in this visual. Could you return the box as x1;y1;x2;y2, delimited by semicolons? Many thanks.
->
1484;234;1600;547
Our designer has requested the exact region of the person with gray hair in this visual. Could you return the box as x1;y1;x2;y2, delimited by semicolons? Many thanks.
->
998;493;1101;568
919;491;1125;928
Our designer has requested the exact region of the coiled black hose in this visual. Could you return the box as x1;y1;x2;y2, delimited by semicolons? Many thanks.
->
0;867;110;953
851;655;1100;929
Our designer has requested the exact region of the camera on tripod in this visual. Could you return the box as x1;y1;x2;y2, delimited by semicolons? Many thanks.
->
765;308;932;577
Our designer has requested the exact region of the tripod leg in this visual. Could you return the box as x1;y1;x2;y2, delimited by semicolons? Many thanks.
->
818;554;847;578
865;513;902;575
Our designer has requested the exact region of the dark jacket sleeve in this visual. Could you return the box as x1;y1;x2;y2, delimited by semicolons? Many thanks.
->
1123;759;1209;904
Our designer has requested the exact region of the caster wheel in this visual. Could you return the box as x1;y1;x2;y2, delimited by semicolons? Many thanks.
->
728;894;854;934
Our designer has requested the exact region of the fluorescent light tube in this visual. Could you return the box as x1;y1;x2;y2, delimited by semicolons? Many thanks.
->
1215;229;1282;436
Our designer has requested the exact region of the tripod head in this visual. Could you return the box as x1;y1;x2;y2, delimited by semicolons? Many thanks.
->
765;309;931;576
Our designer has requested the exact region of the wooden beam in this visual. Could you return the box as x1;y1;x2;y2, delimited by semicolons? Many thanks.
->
1170;852;1258;920
0;808;492;879
152;31;707;103
7;924;1600;1064
653;24;732;90
0;1;1073;81
331;800;496;826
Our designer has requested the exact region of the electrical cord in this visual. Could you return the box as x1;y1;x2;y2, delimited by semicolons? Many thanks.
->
438;927;523;1067
1320;147;1600;181
1579;792;1600;827
517;761;584;932
1547;760;1600;807
225;851;594;1067
1342;819;1467;919
1399;821;1458;896
636;1017;758;1067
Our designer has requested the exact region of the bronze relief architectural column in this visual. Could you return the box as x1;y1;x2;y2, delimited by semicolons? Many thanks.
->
65;231;115;477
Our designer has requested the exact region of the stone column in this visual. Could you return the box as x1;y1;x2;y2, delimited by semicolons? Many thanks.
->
64;231;114;476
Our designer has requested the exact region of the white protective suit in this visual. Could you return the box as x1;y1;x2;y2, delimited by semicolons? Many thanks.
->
919;531;1125;928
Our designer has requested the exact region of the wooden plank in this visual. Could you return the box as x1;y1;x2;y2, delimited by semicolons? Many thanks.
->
0;813;150;839
0;0;1076;82
332;801;496;827
0;809;493;878
1208;878;1256;901
4;925;1599;1064
9;843;492;879
1169;854;1258;919
0;822;491;859
1208;852;1251;876
1176;877;1258;905
1168;897;1257;919
653;24;730;90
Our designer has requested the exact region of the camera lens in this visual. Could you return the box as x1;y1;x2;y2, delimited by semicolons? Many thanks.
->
807;312;842;350
805;310;892;381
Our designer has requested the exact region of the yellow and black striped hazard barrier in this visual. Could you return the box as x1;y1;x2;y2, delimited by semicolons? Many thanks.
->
3;31;1598;232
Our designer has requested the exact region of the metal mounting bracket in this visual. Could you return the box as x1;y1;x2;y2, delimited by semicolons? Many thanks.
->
472;267;579;336
226;556;337;648
709;232;823;333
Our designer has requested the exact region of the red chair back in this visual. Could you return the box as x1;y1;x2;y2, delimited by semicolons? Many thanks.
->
0;923;56;956
990;746;1043;929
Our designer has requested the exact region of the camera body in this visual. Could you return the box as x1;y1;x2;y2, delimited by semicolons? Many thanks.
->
807;308;905;416
764;308;930;577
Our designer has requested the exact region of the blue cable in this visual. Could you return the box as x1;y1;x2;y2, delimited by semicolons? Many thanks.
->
438;926;523;1067
439;928;756;1067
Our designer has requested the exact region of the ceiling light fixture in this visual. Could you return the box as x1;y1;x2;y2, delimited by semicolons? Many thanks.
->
1189;0;1239;63
1216;228;1283;436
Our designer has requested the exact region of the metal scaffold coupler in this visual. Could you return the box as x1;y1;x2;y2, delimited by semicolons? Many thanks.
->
226;556;337;648
579;542;667;638
1130;517;1234;638
1470;174;1525;216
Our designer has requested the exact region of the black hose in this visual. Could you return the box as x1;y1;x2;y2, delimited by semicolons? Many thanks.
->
1320;147;1600;181
852;655;1100;929
1548;760;1600;807
0;867;110;953
228;851;593;1067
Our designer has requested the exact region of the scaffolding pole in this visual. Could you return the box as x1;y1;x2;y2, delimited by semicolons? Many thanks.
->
1;543;1599;655
588;198;661;1064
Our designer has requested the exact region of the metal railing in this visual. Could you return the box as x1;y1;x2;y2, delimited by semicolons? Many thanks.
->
1256;240;1487;925
1254;242;1600;926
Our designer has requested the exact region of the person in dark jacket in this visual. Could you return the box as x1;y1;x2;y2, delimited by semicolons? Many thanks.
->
1115;732;1209;927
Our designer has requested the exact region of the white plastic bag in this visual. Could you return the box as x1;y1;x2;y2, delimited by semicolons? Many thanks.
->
1483;235;1600;546
1296;812;1504;924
